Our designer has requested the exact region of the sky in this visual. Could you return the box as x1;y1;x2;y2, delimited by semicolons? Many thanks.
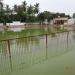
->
3;0;75;16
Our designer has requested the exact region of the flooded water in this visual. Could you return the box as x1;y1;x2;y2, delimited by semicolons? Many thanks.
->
0;31;75;75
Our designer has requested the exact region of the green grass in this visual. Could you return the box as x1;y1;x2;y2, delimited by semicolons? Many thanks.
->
0;27;68;40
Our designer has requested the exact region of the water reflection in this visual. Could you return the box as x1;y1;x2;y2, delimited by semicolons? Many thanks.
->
0;31;75;75
51;33;57;37
72;31;75;39
0;41;8;54
16;36;40;46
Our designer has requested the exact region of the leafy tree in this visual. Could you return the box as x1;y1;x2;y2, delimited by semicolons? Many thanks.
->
38;11;53;23
38;12;45;23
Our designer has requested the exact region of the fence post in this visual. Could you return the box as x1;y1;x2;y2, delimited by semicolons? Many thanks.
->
7;40;12;72
67;31;69;51
46;34;48;59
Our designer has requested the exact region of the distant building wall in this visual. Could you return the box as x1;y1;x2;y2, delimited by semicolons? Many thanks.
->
6;21;25;32
53;17;68;25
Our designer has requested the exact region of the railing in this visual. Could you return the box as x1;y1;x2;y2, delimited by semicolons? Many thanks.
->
0;31;75;75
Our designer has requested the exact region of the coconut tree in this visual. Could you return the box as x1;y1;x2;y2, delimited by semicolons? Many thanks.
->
27;5;34;16
5;5;12;23
0;0;6;25
13;4;18;13
0;0;3;12
34;3;39;15
0;0;4;16
22;1;27;13
6;5;10;15
27;5;34;22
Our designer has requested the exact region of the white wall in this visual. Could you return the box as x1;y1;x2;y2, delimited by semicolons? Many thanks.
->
6;21;25;32
68;19;75;25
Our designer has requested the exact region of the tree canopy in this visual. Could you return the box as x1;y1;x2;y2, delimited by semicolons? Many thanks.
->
0;0;71;24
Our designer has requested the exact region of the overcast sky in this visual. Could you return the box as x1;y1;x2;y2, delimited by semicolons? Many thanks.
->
3;0;75;16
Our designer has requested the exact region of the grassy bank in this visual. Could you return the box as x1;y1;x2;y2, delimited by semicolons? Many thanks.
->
0;27;68;40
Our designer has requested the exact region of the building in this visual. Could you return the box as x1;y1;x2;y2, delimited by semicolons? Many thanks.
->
53;16;68;25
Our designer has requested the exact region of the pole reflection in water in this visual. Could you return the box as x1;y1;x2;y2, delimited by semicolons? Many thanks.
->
7;40;12;72
0;41;12;74
46;34;48;59
0;31;75;75
67;32;69;51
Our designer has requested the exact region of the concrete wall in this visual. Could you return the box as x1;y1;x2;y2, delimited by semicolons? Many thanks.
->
6;21;25;32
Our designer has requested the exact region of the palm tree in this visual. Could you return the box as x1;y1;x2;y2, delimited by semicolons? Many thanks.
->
6;5;10;15
27;5;34;16
22;1;27;13
34;3;39;15
27;5;34;22
0;0;6;25
0;0;3;13
13;4;18;13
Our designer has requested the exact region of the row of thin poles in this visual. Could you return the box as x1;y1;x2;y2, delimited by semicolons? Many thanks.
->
0;31;71;74
0;35;47;74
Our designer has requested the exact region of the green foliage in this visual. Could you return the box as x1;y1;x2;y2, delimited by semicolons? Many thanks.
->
38;11;70;23
73;13;75;18
34;3;39;14
0;1;70;23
